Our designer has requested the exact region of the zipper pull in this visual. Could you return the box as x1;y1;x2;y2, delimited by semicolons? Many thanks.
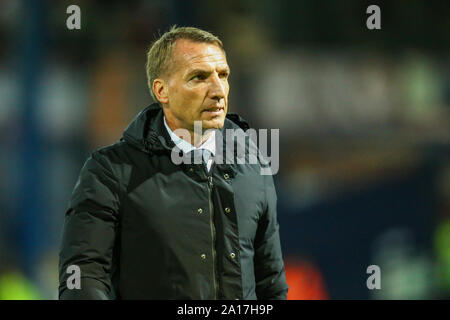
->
142;140;149;152
208;176;213;188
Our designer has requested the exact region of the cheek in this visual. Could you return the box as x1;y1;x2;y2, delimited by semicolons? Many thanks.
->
224;84;230;100
169;83;206;113
171;86;189;106
177;85;200;100
176;88;204;118
183;88;205;107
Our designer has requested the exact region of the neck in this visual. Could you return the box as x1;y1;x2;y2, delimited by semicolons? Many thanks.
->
164;114;212;147
190;129;213;147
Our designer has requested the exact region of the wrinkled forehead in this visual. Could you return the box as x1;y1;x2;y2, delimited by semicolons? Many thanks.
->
171;39;228;72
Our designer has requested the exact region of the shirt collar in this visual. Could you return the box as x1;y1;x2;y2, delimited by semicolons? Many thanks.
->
163;116;216;156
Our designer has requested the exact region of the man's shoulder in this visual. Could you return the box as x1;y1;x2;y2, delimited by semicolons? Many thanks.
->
92;140;128;159
80;140;137;187
88;139;140;171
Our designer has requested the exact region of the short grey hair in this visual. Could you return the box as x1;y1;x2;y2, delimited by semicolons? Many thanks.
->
146;25;224;101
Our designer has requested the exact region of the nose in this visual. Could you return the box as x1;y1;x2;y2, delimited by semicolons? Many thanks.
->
209;73;226;102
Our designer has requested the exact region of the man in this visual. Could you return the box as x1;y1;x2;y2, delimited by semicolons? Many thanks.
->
58;26;288;299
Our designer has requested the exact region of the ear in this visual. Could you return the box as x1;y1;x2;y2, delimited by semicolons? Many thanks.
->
153;78;169;104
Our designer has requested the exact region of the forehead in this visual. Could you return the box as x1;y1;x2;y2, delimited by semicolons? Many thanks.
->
171;39;228;72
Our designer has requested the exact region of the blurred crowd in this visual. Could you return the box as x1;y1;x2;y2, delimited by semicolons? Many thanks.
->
0;0;449;299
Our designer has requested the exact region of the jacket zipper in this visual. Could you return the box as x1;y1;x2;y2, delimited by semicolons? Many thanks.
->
207;175;219;299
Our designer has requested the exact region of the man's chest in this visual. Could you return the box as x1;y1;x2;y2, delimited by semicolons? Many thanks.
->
120;163;265;244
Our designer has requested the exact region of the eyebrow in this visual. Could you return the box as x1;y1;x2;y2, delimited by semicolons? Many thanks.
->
187;69;211;77
186;67;230;78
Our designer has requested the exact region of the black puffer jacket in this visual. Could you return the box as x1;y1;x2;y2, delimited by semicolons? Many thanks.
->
58;103;288;299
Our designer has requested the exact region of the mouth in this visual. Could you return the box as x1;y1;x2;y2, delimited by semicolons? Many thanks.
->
202;105;224;117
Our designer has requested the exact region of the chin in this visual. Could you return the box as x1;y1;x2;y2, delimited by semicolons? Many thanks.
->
203;118;225;130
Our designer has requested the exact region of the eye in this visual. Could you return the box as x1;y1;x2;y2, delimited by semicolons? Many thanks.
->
219;72;229;79
191;74;206;81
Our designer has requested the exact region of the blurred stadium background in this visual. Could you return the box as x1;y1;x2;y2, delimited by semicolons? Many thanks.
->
0;0;449;299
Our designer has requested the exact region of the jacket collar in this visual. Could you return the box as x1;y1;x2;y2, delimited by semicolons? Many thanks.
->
122;102;251;156
122;103;173;153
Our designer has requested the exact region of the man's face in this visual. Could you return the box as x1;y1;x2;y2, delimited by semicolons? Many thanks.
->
158;39;230;133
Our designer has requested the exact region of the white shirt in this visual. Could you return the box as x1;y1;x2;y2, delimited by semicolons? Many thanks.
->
163;116;215;172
